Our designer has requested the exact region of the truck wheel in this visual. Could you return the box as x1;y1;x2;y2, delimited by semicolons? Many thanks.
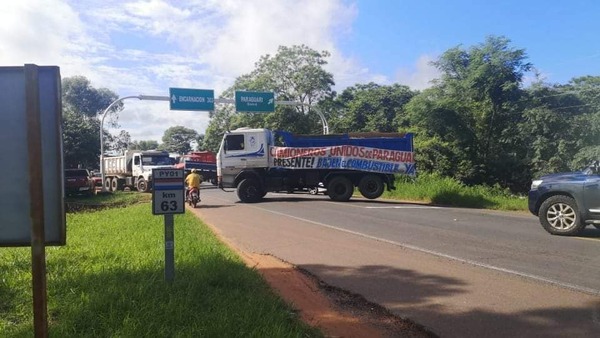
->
137;178;149;193
358;175;384;199
327;176;353;202
538;195;584;236
104;178;113;192
110;178;119;192
237;178;262;203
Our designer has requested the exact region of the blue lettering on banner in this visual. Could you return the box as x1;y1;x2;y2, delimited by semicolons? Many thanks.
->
314;156;405;174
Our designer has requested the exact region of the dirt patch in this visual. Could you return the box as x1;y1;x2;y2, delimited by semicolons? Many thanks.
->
240;252;436;337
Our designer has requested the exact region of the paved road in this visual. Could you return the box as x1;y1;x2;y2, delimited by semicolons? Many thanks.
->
193;186;600;337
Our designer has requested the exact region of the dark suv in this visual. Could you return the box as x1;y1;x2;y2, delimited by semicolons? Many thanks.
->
65;169;96;196
528;161;600;235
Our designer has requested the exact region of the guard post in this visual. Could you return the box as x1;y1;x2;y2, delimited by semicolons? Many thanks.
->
152;168;185;282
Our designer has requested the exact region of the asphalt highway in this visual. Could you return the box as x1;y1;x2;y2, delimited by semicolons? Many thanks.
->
193;185;600;337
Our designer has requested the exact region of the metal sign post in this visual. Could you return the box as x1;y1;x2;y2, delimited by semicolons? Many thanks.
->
152;168;185;282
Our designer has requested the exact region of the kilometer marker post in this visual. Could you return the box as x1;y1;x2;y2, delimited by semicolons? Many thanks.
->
152;169;185;282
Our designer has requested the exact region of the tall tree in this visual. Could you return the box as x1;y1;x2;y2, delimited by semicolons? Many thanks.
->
203;45;335;151
129;140;160;151
330;83;415;133
160;126;198;154
519;76;600;177
107;130;131;154
406;36;532;188
63;76;122;124
61;76;120;169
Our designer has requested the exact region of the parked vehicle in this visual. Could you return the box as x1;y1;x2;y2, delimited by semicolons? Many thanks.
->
528;161;600;235
90;170;103;187
102;150;174;192
174;151;217;185
64;169;96;196
217;128;415;203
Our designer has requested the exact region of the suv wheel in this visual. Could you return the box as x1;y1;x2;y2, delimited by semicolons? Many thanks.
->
538;195;585;236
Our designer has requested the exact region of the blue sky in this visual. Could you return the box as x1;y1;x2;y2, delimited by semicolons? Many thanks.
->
1;0;598;142
344;0;600;84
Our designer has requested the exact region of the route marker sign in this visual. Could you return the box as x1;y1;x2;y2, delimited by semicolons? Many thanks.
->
152;169;185;215
235;90;275;112
169;88;214;111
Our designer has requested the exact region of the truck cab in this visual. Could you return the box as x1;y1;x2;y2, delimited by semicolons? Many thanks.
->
217;128;270;188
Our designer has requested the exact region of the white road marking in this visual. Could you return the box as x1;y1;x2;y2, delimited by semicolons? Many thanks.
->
364;206;441;209
241;202;600;296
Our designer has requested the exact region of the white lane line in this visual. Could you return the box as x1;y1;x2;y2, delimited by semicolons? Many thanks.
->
364;206;441;209
244;203;600;296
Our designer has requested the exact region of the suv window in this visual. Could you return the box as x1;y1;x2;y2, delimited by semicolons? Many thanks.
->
65;169;90;177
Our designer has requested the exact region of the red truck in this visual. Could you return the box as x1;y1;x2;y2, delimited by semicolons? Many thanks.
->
174;151;218;185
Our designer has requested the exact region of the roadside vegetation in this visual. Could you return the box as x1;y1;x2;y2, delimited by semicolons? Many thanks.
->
64;191;151;212
0;199;322;337
383;173;528;211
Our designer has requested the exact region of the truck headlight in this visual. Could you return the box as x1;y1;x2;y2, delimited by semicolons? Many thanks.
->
531;180;543;190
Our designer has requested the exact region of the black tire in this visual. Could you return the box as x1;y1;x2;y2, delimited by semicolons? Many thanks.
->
137;178;149;193
110;177;119;192
237;178;262;203
538;195;584;236
327;176;353;202
358;175;384;199
104;178;113;192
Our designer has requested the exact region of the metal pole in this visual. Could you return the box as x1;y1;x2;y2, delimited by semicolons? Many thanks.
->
99;96;141;192
25;64;48;338
164;214;175;282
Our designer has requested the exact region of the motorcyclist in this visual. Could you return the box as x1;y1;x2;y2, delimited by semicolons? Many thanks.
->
184;169;203;201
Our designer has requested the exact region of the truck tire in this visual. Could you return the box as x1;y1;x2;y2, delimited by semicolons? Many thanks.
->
538;195;585;236
137;178;149;193
358;175;384;199
237;178;262;203
327;176;353;202
110;177;119;191
104;178;113;192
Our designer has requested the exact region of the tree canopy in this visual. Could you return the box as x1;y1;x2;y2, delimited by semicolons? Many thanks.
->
160;126;199;154
62;76;121;169
62;36;600;193
203;45;335;151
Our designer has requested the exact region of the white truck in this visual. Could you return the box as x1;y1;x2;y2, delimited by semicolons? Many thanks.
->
102;150;174;192
217;128;415;203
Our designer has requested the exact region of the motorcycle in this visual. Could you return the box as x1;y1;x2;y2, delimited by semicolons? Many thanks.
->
187;187;200;208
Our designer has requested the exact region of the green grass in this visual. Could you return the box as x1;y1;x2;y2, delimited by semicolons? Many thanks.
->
66;191;151;208
383;173;528;211
0;202;322;337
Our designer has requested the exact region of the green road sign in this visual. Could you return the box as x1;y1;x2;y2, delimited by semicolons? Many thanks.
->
235;91;275;112
170;88;214;111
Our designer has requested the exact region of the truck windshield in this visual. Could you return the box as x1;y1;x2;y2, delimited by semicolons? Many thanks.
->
141;156;172;166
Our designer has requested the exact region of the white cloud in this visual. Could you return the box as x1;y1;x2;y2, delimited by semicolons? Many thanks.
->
395;54;441;90
0;0;91;66
1;0;424;143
